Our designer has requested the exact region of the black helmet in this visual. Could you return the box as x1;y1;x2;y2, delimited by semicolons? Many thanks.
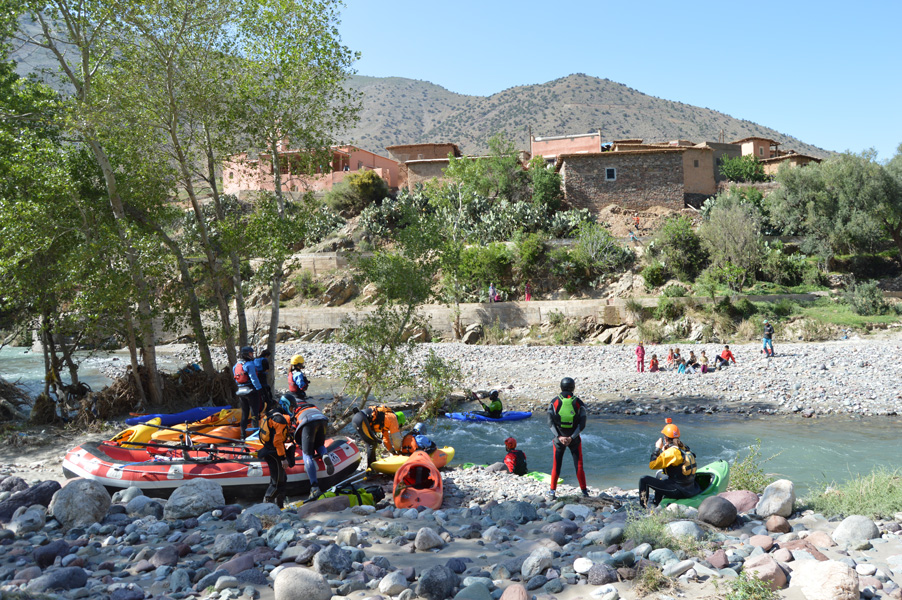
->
239;346;254;360
489;390;499;401
560;377;575;393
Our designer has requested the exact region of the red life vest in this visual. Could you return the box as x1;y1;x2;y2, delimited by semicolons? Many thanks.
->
288;372;299;393
233;361;250;385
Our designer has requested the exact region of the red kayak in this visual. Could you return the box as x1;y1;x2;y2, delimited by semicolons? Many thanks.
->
62;437;361;500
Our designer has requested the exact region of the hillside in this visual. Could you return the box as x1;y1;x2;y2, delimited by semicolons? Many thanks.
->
344;73;829;158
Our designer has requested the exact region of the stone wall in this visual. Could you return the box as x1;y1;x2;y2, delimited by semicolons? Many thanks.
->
561;152;685;213
405;160;449;189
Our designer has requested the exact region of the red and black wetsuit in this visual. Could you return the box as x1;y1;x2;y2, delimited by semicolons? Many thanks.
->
548;393;588;492
504;449;528;475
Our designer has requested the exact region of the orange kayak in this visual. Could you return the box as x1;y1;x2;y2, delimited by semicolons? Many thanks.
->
393;450;443;510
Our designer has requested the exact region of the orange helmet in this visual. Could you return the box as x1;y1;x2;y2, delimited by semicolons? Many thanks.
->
661;418;680;439
504;437;517;450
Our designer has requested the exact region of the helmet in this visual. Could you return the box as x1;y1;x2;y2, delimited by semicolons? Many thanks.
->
504;437;517;450
661;417;680;439
489;390;499;401
280;393;297;412
560;377;575;393
395;411;406;427
239;346;254;361
763;319;769;324
290;355;305;367
278;397;292;414
412;423;426;436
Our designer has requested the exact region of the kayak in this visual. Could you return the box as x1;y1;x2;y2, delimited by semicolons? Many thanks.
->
109;418;162;449
150;409;241;443
125;405;231;426
393;450;442;510
62;436;361;500
459;462;562;485
660;460;731;509
445;411;532;422
370;447;455;475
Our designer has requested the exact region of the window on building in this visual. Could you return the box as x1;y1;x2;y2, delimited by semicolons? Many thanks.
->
759;147;764;156
417;154;425;160
357;160;364;169
605;168;616;181
693;159;699;168
228;171;233;179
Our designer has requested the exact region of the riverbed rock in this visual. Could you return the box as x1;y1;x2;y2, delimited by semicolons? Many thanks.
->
212;532;248;558
417;564;458;600
521;547;554;578
164;479;224;519
25;567;86;593
49;478;110;530
415;527;445;551
766;515;791;533
587;563;618;585
832;515;879;547
698;495;737;528
718;490;759;514
749;534;775;552
379;570;409;595
756;479;795;518
743;554;786;590
274;566;331;600
34;539;70;568
9;506;45;535
499;583;528;600
666;520;705;540
111;486;144;504
313;543;352;576
490;500;537;524
0;480;61;523
789;559;859;600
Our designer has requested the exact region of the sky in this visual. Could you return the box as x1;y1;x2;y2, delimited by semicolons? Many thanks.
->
339;0;901;161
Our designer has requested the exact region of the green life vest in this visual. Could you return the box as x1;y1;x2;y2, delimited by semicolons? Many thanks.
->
555;395;578;428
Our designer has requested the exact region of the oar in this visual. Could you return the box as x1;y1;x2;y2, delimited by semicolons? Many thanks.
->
107;439;255;457
139;421;256;447
302;469;367;505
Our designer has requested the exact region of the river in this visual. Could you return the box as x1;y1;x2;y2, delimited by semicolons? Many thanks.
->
2;346;897;496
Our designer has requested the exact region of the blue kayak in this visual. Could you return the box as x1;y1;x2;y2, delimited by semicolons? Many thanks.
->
125;405;231;426
445;411;532;422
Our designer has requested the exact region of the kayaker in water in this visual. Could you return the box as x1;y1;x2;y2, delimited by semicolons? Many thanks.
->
352;406;404;467
233;346;263;439
287;354;309;399
282;394;334;500
474;389;503;419
504;437;528;475
255;348;273;415
638;418;700;509
257;398;294;508
400;423;437;455
547;377;590;499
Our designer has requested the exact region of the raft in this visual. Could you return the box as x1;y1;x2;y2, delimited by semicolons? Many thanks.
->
660;460;731;509
369;447;455;475
393;450;443;510
445;411;532;422
125;405;231;426
62;436;361;500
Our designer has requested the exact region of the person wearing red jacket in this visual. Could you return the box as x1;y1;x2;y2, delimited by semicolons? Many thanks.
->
714;345;737;370
503;437;528;475
636;342;646;373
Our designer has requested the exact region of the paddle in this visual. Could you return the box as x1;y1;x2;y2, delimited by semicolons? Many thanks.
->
139;420;257;447
107;439;255;458
292;469;368;507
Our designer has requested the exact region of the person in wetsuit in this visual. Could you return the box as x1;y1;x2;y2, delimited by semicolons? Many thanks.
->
474;390;503;419
547;377;589;499
504;437;528;475
257;400;294;508
638;418;700;508
233;346;262;439
352;406;403;467
400;423;437;455
285;394;334;500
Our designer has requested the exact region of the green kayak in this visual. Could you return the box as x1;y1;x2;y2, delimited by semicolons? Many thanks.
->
459;462;562;485
660;460;731;509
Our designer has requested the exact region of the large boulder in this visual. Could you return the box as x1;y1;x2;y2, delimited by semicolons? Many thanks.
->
665;520;705;540
415;527;446;551
789;560;859;600
163;479;224;519
697;496;737;528
417;564;458;600
521;547;553;578
49;479;110;530
587;563;618;586
755;479;795;518
490;501;538;524
34;539;70;568
25;567;88;593
273;567;331;600
718;490;759;514
832;515;879;547
0;480;61;523
742;555;787;591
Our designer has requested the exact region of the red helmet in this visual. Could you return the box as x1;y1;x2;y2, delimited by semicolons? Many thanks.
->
504;437;517;450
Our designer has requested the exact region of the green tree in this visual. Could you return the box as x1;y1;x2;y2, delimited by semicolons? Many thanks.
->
441;133;528;202
650;216;707;282
325;169;390;216
719;154;766;182
699;202;762;291
528;155;563;211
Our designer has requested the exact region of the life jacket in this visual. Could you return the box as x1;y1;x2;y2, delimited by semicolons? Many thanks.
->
664;445;698;487
400;433;418;455
551;394;583;429
370;406;396;433
292;402;327;436
288;370;308;393
258;411;289;456
505;449;528;476
233;360;250;385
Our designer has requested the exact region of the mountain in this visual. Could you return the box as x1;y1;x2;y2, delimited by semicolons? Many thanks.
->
343;73;829;158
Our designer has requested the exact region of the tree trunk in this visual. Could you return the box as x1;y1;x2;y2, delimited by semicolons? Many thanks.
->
267;141;287;388
886;219;902;263
124;306;148;409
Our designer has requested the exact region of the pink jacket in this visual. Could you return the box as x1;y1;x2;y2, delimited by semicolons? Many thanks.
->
636;345;645;359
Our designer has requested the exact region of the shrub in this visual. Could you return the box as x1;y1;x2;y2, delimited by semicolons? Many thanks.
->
571;222;634;276
713;297;738;318
663;284;686;297
844;280;889;315
637;321;666;343
771;298;796;317
415;350;463;420
760;244;804;286
719;154;767;183
652;216;707;282
633;565;676;597
798;318;834;341
481;319;512;345
641;260;668;289
325;170;390;216
624;298;647;323
734;319;758;341
458;243;514;287
655;298;684;322
729;439;779;494
805;467;902;519
292;270;324;299
723;572;779;600
734;297;758;319
528;156;563;212
514;232;547;280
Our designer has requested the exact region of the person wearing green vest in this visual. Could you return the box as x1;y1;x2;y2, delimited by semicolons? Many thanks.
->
547;377;589;499
475;389;503;419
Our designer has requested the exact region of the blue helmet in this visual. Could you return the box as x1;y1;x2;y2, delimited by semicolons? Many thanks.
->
415;435;432;449
278;396;294;414
412;423;426;436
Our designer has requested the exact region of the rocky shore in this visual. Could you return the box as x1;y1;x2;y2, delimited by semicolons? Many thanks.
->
1;464;901;600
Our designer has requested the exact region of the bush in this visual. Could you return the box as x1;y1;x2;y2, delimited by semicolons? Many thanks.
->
528;156;563;212
713;297;738;318
729;439;779;494
723;572;779;600
571;222;634;276
304;205;346;246
805;467;902;519
760;244;804;286
734;319;758;341
844;280;889;315
624;298;647;323
652;216;707;282
325;170;390;216
655;297;684;322
633;565;676;597
771;298;796;317
637;321;666;343
641;261;668;288
798;318;834;341
734;297;758;319
719;154;767;183
458;243;514;288
292;270;324;299
514;232;547;280
662;284;686;297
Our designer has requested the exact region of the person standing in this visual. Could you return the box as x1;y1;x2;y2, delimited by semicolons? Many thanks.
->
636;342;646;373
489;282;497;303
638;418;700;508
255;348;273;415
257;399;294;508
524;281;532;302
763;320;775;357
233;346;263;439
547;377;589;499
289;395;334;500
288;354;309;399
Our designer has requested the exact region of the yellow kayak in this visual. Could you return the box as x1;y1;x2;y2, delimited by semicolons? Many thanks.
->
370;446;455;475
150;408;241;442
109;417;162;449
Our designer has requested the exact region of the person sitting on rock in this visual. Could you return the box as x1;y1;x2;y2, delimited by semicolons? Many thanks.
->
714;345;737;370
504;437;528;475
639;418;700;509
677;358;688;374
666;348;675;370
699;351;709;374
649;354;660;372
400;423;437;455
475;390;503;419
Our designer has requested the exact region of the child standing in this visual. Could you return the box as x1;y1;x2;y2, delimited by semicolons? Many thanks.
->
636;342;646;373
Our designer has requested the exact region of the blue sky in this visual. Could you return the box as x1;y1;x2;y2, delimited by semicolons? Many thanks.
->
339;1;901;160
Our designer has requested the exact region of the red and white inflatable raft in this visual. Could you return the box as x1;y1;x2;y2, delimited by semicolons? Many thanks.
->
62;437;361;499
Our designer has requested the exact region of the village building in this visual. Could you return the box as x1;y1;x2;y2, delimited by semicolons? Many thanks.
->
732;136;783;160
222;145;400;197
759;152;822;176
530;132;601;164
385;143;462;190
